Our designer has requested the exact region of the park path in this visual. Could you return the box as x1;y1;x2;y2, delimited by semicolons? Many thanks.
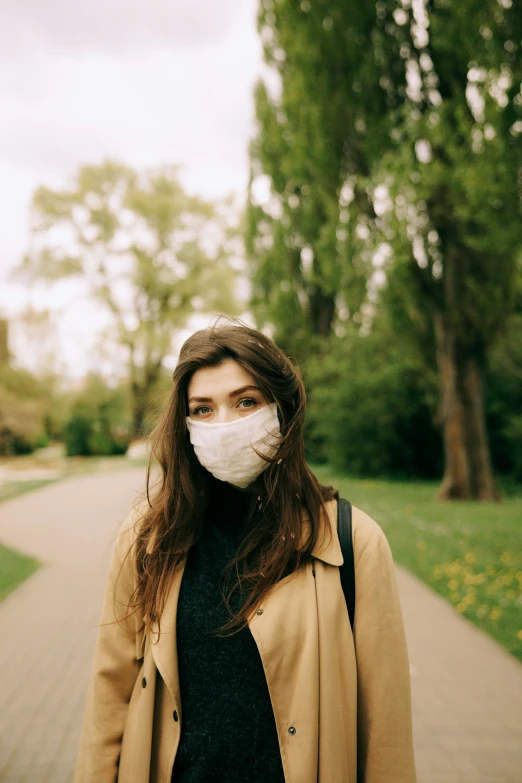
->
0;469;521;783
0;469;146;783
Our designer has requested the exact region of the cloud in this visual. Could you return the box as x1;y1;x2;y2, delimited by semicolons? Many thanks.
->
0;34;260;186
0;0;262;382
0;1;261;274
0;0;246;56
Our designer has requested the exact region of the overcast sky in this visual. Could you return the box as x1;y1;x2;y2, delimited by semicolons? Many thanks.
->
0;0;262;378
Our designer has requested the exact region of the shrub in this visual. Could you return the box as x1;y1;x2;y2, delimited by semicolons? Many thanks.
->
303;318;443;479
0;386;47;456
63;376;132;457
64;413;92;457
486;314;522;482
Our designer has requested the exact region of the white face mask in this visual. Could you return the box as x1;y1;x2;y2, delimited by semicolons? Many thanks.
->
185;401;282;489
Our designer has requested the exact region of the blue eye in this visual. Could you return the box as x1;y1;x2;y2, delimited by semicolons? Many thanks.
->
192;398;258;416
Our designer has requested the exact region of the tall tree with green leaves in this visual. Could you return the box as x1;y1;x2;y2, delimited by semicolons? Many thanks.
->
246;0;412;358
248;0;520;500
16;161;242;435
374;0;521;499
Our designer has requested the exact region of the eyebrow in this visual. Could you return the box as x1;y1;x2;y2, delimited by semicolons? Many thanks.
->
188;385;261;405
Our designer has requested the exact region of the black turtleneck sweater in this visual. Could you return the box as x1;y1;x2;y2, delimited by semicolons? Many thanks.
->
171;475;286;783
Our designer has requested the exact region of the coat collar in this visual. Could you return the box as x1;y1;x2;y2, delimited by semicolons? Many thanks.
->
145;497;343;567
301;497;343;567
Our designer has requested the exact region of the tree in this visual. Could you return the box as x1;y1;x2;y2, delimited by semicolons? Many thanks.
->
248;0;521;500
15;161;243;434
246;0;412;358
374;0;521;499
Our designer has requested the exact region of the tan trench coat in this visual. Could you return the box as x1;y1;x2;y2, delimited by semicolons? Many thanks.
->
74;498;417;783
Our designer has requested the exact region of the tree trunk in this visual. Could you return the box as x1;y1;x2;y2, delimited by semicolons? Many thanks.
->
309;286;336;338
433;311;471;499
130;357;163;438
433;312;499;501
132;389;147;439
461;356;500;500
0;319;10;365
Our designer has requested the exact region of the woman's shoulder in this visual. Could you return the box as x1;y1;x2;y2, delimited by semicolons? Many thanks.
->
318;496;392;571
350;503;394;572
114;497;150;552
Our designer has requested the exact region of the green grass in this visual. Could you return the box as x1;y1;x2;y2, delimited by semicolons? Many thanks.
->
0;478;60;505
0;542;40;602
312;465;522;663
0;480;54;601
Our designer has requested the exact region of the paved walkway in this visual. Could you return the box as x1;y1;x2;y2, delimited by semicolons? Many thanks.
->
0;470;521;783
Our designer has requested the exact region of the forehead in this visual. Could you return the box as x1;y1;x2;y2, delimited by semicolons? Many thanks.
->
187;359;257;396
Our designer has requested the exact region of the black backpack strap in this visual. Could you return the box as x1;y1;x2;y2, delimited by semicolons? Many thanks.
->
337;497;356;633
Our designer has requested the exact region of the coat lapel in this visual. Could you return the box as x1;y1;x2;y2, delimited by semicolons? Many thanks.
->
149;559;186;708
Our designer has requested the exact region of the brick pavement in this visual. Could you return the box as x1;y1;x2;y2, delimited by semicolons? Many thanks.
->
398;566;522;783
0;469;146;783
0;469;521;783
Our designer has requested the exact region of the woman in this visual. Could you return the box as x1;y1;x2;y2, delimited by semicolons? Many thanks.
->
74;319;417;783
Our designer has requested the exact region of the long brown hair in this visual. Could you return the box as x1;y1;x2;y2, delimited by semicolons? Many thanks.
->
128;316;338;638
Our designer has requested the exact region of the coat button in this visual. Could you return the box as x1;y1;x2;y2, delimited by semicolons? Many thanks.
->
257;609;263;615
142;677;147;688
173;710;179;722
288;726;296;735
